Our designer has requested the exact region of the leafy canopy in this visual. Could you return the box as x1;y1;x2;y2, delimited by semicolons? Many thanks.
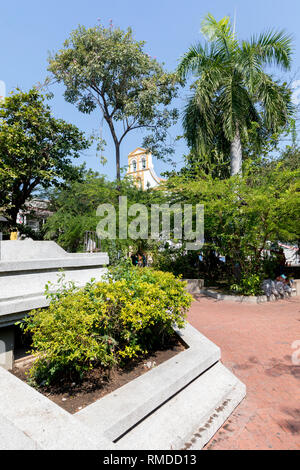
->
43;169;168;254
48;23;179;180
165;158;300;291
0;88;89;225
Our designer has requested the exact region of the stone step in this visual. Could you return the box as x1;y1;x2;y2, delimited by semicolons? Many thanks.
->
114;362;246;450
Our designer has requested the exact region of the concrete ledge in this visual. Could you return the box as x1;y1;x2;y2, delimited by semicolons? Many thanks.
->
115;362;246;450
0;274;107;321
0;240;68;261
0;267;108;320
0;327;14;369
0;253;109;273
0;241;109;322
200;288;296;303
0;413;40;450
0;366;109;450
187;376;246;450
76;323;220;442
0;295;50;321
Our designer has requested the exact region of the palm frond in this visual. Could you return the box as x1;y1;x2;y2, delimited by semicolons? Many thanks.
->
179;13;294;167
238;41;264;93
177;42;225;80
201;13;239;59
201;13;232;42
183;94;217;152
249;30;293;70
256;73;295;131
182;67;224;150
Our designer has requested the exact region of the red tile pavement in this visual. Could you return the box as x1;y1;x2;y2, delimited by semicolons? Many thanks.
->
187;294;300;450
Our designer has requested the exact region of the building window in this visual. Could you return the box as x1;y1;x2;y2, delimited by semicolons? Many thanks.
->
132;159;137;172
141;157;146;169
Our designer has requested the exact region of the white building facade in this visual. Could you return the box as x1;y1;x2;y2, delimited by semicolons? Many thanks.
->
126;148;165;190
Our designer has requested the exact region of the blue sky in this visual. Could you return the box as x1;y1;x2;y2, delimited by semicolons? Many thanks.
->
1;0;299;180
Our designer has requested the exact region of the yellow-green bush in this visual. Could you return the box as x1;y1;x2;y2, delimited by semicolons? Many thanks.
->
20;264;192;385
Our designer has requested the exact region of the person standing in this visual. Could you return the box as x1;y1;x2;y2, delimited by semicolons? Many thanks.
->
277;248;286;276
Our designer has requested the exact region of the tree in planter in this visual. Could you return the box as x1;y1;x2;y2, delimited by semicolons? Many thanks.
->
47;23;179;183
177;13;294;175
0;88;89;227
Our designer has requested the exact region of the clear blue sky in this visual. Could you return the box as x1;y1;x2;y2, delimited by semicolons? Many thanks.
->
1;0;299;180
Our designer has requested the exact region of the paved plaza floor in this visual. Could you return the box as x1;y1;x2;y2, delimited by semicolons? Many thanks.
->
187;295;300;450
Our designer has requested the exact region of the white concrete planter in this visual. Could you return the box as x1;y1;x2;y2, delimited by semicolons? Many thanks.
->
0;323;245;450
0;241;109;326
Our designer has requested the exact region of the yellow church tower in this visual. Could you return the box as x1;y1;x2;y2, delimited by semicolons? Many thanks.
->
126;148;165;190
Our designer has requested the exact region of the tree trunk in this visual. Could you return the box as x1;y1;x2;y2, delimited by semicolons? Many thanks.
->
230;126;243;176
104;113;121;187
5;207;19;230
115;142;121;189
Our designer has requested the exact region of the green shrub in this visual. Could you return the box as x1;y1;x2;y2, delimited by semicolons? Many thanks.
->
151;245;202;279
231;273;263;296
20;266;192;385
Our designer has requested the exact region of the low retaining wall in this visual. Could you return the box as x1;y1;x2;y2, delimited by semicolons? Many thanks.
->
183;278;204;294
200;287;297;303
293;279;300;296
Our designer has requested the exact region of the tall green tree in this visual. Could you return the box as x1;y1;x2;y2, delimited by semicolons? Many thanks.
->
44;170;167;255
0;88;89;226
178;14;294;175
48;23;179;182
165;161;299;291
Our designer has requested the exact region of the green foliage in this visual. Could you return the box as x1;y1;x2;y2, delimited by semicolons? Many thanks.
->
44;171;119;251
48;23;179;180
278;145;300;171
231;274;262;296
165;160;300;291
177;13;294;175
20;267;191;385
151;244;201;279
164;148;231;180
43;169;168;254
0;88;89;226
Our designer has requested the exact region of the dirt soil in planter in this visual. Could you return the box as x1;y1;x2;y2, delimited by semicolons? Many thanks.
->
11;334;186;414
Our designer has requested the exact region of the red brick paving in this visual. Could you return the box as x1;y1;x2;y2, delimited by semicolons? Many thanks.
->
187;295;300;450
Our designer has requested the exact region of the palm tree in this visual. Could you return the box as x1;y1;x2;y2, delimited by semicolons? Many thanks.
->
178;14;294;175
